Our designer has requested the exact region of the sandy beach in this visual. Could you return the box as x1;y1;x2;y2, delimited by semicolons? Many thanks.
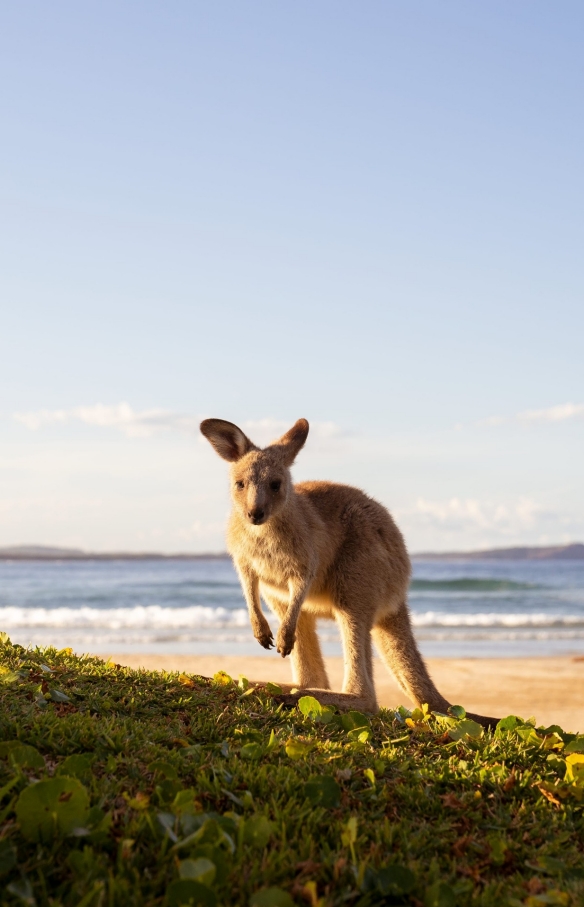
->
104;654;584;732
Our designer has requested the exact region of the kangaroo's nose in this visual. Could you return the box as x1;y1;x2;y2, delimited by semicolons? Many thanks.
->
248;508;265;524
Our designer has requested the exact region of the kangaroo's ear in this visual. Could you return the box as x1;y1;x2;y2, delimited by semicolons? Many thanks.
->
200;419;256;462
272;418;309;466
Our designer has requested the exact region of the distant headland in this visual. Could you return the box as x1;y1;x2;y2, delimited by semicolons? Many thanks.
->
412;543;584;561
1;543;583;561
0;545;228;561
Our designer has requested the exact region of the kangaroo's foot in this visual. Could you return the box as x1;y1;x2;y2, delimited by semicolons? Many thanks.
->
265;684;378;714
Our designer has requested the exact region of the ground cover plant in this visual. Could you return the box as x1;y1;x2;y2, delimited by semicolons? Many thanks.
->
0;635;583;907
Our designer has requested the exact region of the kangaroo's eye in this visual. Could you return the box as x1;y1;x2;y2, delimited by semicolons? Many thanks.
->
270;480;281;492
235;480;245;490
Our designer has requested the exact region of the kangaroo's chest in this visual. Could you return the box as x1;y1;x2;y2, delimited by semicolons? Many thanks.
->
250;551;296;587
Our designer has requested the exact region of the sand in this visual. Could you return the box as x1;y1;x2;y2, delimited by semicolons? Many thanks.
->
103;654;584;733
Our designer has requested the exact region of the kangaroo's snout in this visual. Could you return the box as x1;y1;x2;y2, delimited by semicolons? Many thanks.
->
248;507;265;525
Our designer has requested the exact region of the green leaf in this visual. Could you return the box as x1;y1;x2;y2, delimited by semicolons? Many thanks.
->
297;696;335;723
16;777;89;842
48;688;71;703
178;857;216;886
149;760;179;779
514;724;541;744
319;706;335;723
172;789;200;815
303;775;341;808
249;888;294;907
496;715;523;733
285;738;315;760
448;705;466;720
425;880;456;907
565;753;584;785
240;742;263;761
166;879;217;906
298;696;323;719
0;741;24;757
376;864;416;896
8;741;45;772
564;735;584;755
57;754;96;780
448;719;483;741
184;846;229;886
340;711;370;733
264;682;283;695
243;815;274;849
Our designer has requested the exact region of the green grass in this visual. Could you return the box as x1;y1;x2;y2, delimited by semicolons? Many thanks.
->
0;635;583;907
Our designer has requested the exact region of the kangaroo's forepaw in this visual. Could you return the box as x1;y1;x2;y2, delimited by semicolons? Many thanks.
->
253;616;274;650
276;625;296;658
255;630;274;650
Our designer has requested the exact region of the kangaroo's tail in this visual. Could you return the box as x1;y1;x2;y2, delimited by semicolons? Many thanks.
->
372;603;498;729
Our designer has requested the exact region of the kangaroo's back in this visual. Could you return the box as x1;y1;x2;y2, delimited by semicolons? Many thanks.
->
295;479;411;595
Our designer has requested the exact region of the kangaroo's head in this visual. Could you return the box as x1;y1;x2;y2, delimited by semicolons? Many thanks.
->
200;418;309;527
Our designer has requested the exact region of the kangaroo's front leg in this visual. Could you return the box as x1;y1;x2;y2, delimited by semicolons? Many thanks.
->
236;564;274;650
276;574;313;657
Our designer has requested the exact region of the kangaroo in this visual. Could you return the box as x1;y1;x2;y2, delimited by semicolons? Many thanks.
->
200;417;497;727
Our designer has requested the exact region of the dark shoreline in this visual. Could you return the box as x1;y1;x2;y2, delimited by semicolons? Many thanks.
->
412;542;584;561
1;543;584;562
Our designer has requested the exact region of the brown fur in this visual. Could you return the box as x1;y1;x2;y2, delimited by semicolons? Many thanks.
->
200;417;497;727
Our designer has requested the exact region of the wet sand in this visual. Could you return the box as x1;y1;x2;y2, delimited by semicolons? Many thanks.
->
103;654;584;732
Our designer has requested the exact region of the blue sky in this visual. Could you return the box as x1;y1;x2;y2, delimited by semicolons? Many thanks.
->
1;2;583;552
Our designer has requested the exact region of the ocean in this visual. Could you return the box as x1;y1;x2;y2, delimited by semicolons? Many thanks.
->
1;557;583;659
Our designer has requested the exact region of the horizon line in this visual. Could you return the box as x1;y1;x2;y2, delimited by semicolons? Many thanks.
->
1;542;583;562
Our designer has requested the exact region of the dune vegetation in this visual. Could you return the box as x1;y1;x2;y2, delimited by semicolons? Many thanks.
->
0;634;583;907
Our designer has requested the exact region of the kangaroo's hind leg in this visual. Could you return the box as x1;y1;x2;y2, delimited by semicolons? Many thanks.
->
336;610;377;712
373;604;499;728
373;604;450;712
290;610;331;690
277;610;378;712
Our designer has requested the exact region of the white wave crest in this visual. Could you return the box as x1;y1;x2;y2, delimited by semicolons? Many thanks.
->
1;606;583;635
0;605;249;630
411;611;584;628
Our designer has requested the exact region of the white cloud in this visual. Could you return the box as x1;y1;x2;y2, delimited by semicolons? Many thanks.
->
518;402;584;423
398;496;547;536
13;405;345;445
14;403;199;438
481;401;584;428
397;496;584;552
